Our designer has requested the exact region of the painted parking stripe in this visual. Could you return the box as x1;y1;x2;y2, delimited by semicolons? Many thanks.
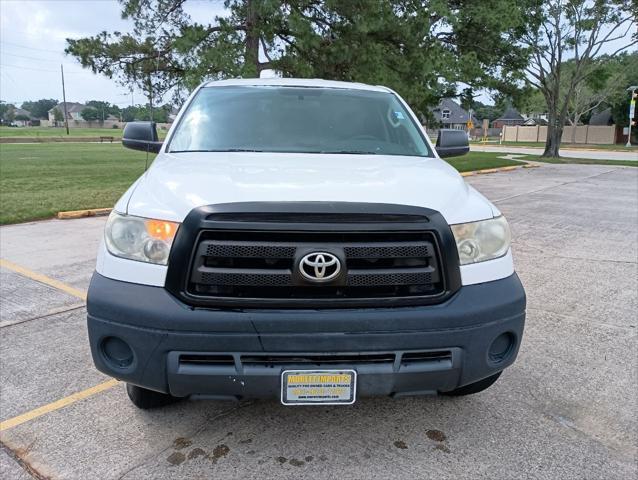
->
0;379;120;432
0;259;118;432
0;258;87;301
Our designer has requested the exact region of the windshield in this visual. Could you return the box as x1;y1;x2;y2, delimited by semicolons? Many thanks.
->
168;86;432;157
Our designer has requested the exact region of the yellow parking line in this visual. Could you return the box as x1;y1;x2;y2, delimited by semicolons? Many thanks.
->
0;379;120;432
0;258;87;301
0;260;118;432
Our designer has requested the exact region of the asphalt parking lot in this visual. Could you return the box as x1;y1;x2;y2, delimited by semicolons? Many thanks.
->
1;163;636;479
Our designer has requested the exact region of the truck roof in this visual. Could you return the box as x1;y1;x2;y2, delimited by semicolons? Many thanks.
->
203;77;392;93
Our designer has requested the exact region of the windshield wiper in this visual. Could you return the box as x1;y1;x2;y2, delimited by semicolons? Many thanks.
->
320;150;377;155
219;148;265;152
170;148;265;153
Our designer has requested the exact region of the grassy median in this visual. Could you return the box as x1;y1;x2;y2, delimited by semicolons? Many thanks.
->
0;143;526;224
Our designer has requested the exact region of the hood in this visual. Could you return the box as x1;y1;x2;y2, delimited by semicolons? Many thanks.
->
123;152;495;225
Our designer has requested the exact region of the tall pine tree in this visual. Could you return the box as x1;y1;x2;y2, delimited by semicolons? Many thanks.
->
66;0;537;116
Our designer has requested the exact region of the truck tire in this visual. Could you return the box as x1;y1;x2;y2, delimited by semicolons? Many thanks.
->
442;372;502;396
126;383;180;409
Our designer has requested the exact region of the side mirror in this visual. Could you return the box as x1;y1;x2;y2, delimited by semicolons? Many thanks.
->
435;129;469;158
122;122;163;153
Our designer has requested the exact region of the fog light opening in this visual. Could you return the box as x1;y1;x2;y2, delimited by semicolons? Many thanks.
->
488;332;516;364
101;336;134;369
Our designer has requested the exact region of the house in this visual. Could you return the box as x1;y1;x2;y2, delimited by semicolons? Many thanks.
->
588;108;614;126
492;107;525;128
523;117;548;126
48;102;87;124
12;108;36;127
429;98;478;130
522;111;549;126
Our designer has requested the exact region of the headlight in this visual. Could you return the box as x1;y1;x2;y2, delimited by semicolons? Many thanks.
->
451;216;511;265
105;211;179;265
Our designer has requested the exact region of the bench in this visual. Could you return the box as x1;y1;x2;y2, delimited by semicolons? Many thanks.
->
99;136;115;143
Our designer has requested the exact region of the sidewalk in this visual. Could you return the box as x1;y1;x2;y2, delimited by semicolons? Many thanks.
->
471;144;637;161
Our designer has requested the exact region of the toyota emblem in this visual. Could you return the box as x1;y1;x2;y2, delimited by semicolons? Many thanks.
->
299;252;341;282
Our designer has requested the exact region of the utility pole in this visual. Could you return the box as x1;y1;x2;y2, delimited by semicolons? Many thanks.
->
626;86;637;147
147;74;154;122
60;64;69;135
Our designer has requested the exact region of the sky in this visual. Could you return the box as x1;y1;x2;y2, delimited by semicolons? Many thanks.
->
0;0;227;107
0;0;635;109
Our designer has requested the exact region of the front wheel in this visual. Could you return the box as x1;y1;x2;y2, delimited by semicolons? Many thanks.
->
441;372;502;396
126;383;181;409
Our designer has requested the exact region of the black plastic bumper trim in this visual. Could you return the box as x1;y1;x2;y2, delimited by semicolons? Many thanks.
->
87;272;526;398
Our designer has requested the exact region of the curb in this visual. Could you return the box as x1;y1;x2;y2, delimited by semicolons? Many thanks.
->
57;208;112;220
460;164;538;177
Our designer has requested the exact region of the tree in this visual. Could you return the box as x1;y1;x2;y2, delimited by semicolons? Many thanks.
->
20;99;58;119
52;108;64;126
85;100;121;120
121;106;138;122
459;88;477;114
0;102;16;124
517;88;546;118
473;102;503;122
522;0;636;157
66;0;538;118
563;55;631;142
607;52;638;128
80;107;100;122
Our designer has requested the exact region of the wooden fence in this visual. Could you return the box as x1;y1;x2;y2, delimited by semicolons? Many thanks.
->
502;125;616;144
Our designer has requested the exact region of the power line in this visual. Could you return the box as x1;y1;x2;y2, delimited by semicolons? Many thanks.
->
2;27;71;39
0;62;85;74
1;51;64;63
0;40;63;54
0;69;19;87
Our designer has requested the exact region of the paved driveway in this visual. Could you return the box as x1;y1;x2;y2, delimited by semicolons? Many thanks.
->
471;145;638;161
1;163;636;479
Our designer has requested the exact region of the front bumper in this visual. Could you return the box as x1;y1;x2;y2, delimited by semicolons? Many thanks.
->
87;272;526;400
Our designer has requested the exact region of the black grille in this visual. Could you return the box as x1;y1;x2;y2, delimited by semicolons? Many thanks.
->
188;230;443;303
165;202;462;308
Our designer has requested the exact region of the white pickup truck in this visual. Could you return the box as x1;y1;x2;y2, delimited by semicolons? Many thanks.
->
87;78;525;408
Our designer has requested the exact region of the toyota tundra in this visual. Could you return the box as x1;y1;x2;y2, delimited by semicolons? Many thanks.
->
87;78;526;408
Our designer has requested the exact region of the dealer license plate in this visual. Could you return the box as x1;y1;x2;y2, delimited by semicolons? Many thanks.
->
281;370;356;405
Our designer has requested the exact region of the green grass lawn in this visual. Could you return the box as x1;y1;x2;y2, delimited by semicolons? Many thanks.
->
0;144;526;225
0;126;169;139
0;126;125;137
0;143;152;224
446;152;524;172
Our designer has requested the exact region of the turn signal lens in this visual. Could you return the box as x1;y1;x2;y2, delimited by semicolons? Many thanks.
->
105;211;179;265
145;219;178;241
